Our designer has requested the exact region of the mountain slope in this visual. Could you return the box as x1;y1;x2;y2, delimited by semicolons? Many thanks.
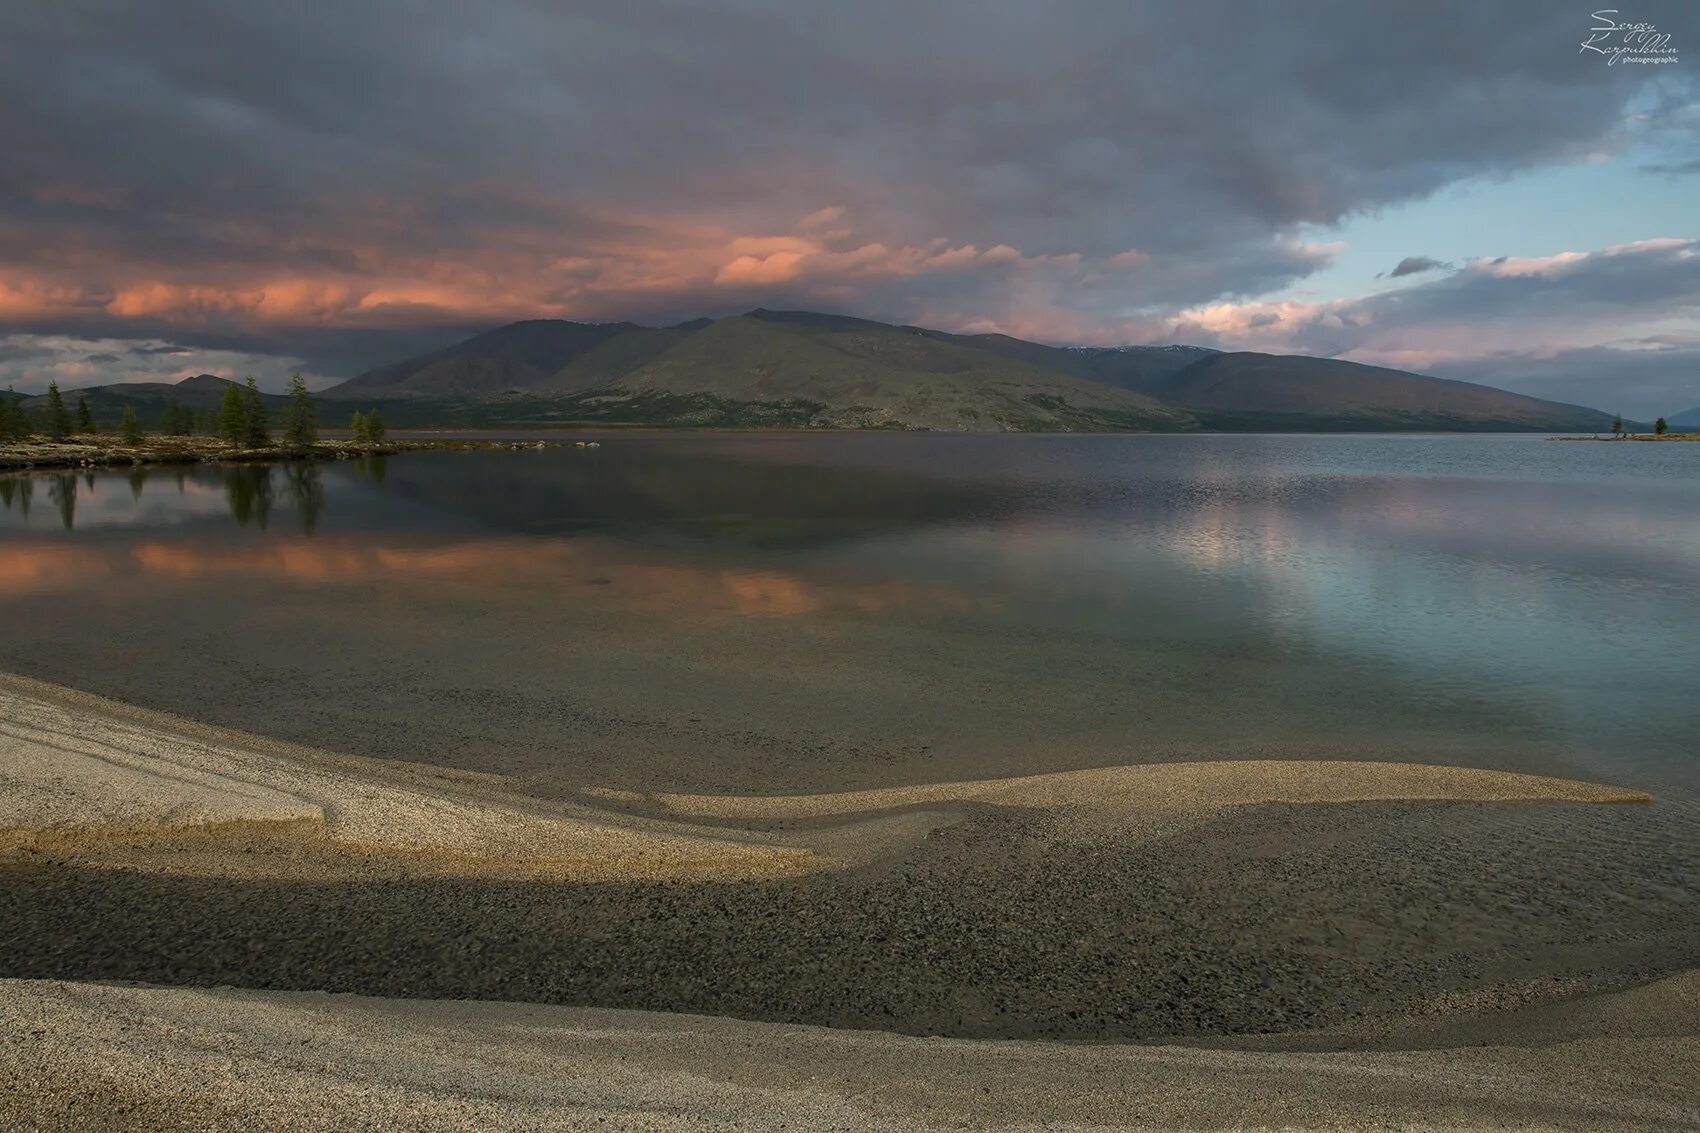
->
1668;407;1700;428
1152;353;1617;432
534;323;709;394
327;320;646;399
909;328;1219;393
592;311;1194;431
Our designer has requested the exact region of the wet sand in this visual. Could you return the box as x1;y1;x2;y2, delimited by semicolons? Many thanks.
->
4;671;1700;1126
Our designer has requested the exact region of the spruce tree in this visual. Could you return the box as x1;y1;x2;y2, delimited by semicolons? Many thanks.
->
163;398;191;436
120;405;144;445
365;411;386;443
283;372;317;447
219;384;248;444
75;394;95;434
0;386;22;441
350;410;368;443
45;381;71;440
242;377;270;447
1655;417;1668;436
1611;412;1623;438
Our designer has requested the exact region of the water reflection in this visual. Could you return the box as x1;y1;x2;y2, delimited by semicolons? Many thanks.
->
0;474;32;520
47;474;76;530
2;461;329;534
285;464;325;534
223;465;274;529
0;436;1696;795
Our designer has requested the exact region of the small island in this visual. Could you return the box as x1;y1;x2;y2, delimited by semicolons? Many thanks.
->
1553;433;1700;442
1553;414;1698;441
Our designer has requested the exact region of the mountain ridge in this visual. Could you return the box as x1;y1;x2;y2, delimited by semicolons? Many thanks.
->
318;310;1612;432
18;312;1620;433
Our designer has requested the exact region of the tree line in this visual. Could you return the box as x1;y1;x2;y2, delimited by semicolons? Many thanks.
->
0;376;385;448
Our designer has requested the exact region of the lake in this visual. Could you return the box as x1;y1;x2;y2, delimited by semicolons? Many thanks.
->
2;433;1696;799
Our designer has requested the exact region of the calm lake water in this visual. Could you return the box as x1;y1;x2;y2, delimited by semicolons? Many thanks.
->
2;433;1696;798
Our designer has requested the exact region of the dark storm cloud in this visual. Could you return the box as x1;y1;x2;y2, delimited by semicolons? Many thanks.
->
0;0;1694;381
1388;256;1451;277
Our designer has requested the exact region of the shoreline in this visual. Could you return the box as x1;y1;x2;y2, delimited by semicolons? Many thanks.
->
1550;433;1700;442
0;436;561;472
0;670;1652;885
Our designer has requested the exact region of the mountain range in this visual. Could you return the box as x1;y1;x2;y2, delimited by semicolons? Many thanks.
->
21;310;1621;433
16;374;291;420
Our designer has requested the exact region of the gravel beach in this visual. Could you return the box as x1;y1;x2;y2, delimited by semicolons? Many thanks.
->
3;671;1699;1126
3;976;1697;1131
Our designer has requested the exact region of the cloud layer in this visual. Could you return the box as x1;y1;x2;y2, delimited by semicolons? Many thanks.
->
1;0;1695;408
1168;239;1700;414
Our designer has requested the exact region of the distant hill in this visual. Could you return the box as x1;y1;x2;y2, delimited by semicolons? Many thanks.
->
21;313;1618;435
1146;352;1618;432
18;374;289;426
326;309;1196;432
1668;407;1700;429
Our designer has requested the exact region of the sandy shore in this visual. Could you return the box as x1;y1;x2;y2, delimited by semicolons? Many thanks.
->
4;671;1699;1127
0;670;1649;883
2;976;1697;1131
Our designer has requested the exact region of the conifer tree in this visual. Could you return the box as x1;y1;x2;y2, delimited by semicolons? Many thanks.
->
365;410;386;443
75;394;95;434
45;381;71;440
219;384;248;444
350;410;368;443
1655;417;1668;436
120;405;144;445
163;398;191;436
0;386;24;441
283;373;317;447
242;376;270;447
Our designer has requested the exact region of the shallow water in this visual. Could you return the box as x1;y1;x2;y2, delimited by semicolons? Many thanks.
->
2;433;1696;797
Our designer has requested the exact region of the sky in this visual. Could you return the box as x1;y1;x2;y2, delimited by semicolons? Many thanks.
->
2;1;1696;416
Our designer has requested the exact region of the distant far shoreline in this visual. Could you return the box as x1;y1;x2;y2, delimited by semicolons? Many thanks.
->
1551;433;1700;442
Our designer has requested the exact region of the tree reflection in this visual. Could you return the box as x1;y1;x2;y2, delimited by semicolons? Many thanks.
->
223;465;274;529
284;463;325;534
47;474;76;530
354;454;389;483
